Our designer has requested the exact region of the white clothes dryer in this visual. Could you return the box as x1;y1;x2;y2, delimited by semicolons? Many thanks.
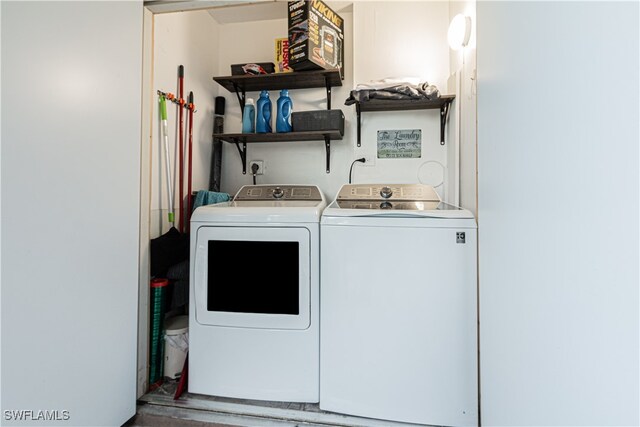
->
320;184;478;426
189;185;325;403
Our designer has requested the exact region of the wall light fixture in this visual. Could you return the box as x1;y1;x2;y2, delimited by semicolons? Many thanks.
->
448;14;472;51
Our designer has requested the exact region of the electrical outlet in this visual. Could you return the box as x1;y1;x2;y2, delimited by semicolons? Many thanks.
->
363;155;376;166
249;160;264;175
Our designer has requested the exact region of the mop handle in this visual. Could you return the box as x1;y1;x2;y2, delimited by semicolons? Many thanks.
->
160;95;175;224
187;91;194;224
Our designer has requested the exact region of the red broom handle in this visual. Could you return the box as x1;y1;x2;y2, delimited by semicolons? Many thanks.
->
178;65;185;233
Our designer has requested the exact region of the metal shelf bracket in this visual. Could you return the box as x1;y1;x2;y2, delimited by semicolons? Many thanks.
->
356;103;362;147
233;83;246;114
440;101;451;145
325;76;332;110
232;138;247;174
324;136;331;173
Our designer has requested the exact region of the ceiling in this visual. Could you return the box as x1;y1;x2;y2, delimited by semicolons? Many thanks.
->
145;0;354;22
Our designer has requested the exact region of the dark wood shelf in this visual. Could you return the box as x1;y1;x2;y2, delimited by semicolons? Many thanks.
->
211;70;343;177
354;95;455;146
356;95;455;112
213;130;343;144
213;69;342;93
213;130;343;174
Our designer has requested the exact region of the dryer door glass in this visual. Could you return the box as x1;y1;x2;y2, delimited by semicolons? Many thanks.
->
194;226;311;330
207;240;299;315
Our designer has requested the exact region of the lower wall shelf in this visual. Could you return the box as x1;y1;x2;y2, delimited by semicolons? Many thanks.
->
213;130;343;174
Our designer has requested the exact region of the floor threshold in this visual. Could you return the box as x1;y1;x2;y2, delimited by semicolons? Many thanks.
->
134;382;435;427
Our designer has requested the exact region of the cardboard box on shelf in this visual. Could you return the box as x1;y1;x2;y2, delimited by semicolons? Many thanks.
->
288;0;344;78
275;38;292;73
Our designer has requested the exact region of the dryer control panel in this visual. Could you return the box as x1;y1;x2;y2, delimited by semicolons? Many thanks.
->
235;185;323;201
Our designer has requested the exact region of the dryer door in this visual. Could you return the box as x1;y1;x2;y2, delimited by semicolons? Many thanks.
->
194;226;311;330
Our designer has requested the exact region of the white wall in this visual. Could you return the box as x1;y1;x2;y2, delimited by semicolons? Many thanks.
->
449;0;476;215
138;6;154;398
477;2;639;425
151;10;219;238
1;2;142;425
214;1;452;202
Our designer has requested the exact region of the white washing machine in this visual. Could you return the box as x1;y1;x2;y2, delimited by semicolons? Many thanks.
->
189;185;325;403
320;184;478;426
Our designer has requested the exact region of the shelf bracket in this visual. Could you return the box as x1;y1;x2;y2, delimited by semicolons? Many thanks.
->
324;136;331;173
233;83;246;114
324;76;332;110
232;138;247;174
356;102;362;147
440;100;451;145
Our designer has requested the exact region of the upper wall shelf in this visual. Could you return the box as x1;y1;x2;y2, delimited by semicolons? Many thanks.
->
214;130;343;144
213;69;342;110
214;69;342;92
353;95;455;146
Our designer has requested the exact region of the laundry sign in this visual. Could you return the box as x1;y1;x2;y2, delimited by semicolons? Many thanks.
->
377;129;422;159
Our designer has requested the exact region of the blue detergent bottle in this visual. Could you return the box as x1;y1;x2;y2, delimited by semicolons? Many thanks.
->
256;90;272;133
242;98;255;133
276;90;293;133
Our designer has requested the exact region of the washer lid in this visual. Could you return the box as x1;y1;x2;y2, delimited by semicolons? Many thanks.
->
323;184;474;219
322;201;474;219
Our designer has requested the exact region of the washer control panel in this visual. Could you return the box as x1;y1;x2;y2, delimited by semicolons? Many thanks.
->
336;184;440;202
336;200;445;210
235;185;323;201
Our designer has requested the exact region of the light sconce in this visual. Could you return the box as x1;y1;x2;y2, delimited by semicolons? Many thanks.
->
448;14;472;51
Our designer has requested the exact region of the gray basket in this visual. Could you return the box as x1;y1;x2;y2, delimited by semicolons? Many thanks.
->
291;110;344;135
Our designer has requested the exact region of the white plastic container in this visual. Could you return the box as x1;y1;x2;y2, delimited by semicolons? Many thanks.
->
163;315;189;379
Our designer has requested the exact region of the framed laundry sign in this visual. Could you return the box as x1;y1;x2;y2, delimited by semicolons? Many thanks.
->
377;129;422;159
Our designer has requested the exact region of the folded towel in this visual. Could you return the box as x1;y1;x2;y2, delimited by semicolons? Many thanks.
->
345;80;440;106
355;77;423;90
193;190;231;211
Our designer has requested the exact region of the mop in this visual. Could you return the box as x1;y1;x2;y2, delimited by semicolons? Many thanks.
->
159;94;175;225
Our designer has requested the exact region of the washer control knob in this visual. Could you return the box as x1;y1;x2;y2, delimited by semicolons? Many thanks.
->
272;187;284;199
380;186;393;199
